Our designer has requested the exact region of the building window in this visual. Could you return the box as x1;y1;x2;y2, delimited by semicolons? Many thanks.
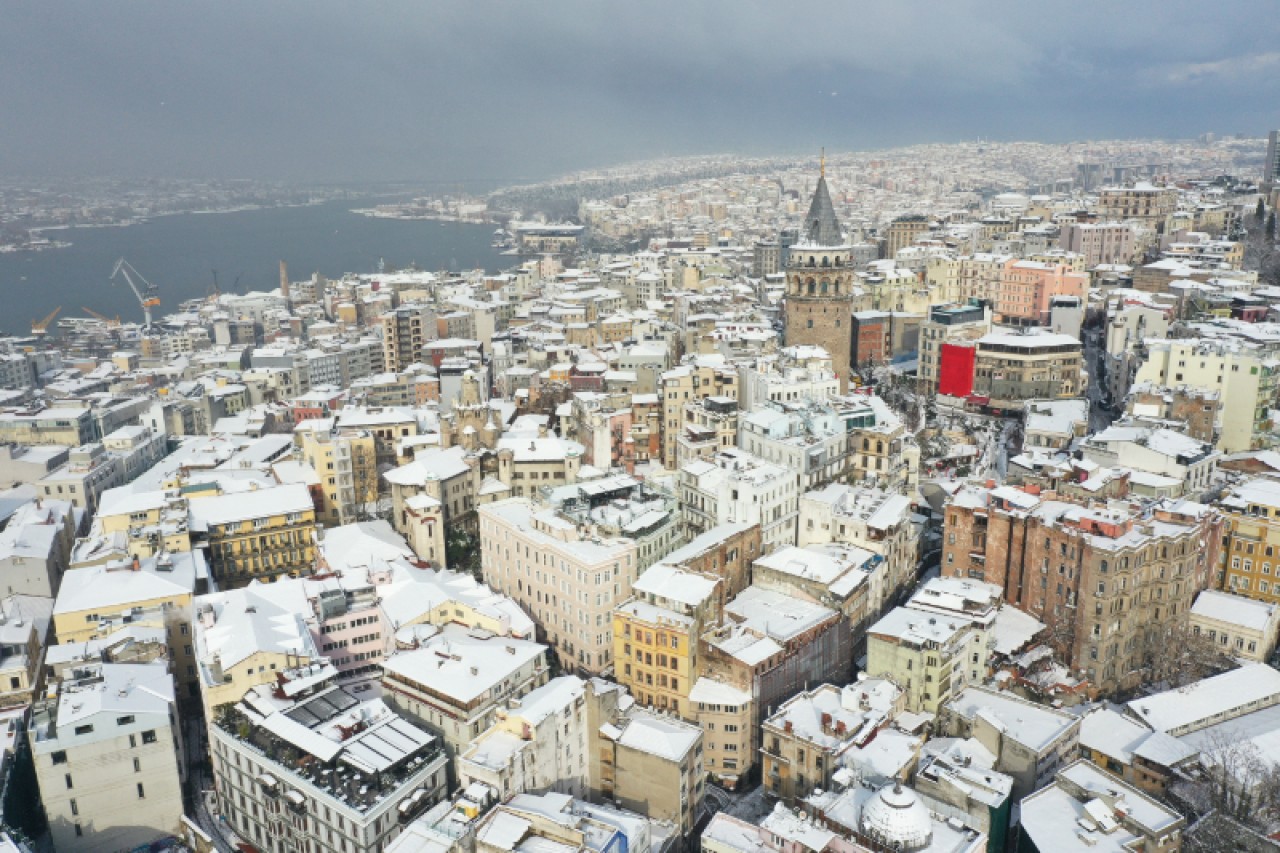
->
51;751;66;765
137;783;145;799
141;730;157;744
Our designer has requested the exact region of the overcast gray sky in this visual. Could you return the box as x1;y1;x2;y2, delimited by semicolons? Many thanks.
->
4;1;1279;184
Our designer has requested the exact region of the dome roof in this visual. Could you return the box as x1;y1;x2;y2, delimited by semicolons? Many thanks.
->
860;783;933;851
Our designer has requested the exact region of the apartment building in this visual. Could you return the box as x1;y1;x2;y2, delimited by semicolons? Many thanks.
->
480;477;679;674
1126;383;1217;445
656;521;759;603
798;483;921;618
1095;184;1178;229
865;604;989;715
386;445;481;544
700;585;853;736
188;483;318;586
612;563;719;719
335;406;420;469
210;671;449;853
1077;707;1195;797
957;253;1014;303
0;497;79;598
294;418;379;526
993;260;1089;326
761;679;908;804
193;586;327;717
0;594;53;710
591;702;704;844
738;402;850;491
884;214;931;257
197;521;535;708
918;302;991;390
382;303;438;374
674;396;739;469
751;544;875;638
1217;476;1280;604
93;486;193;558
940;686;1079;800
471;792;671;853
737;346;839;411
970;332;1086;411
53;551;205;701
659;357;739;468
30;662;185;853
1059;221;1135;266
380;626;549;754
1079;424;1218;496
1188;589;1279;663
0;407;96;447
456;675;589;800
941;484;1221;694
1133;338;1278;452
679;448;798;552
1019;760;1184;853
1023;398;1090;450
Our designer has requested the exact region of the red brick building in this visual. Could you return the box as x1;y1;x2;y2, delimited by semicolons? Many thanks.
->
941;483;1222;695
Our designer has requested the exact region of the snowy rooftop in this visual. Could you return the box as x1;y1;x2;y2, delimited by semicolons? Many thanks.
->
1126;663;1280;735
615;711;700;762
1189;589;1278;632
946;687;1078;752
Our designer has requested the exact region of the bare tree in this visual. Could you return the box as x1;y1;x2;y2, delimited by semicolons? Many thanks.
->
1195;729;1274;823
1133;619;1234;690
1183;811;1277;853
1243;213;1280;288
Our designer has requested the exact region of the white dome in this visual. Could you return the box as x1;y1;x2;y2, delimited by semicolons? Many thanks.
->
860;783;933;851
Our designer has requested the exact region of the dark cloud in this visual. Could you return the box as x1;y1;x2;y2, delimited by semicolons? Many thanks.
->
3;1;1279;182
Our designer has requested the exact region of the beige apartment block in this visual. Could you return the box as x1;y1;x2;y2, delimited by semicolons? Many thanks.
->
30;662;185;853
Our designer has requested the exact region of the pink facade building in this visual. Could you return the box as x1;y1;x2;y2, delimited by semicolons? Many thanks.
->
995;260;1089;325
1060;221;1134;266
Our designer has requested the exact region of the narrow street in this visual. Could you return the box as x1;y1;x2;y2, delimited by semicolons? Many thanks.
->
1084;328;1118;433
183;716;240;853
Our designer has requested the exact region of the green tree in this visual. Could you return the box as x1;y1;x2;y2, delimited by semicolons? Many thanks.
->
1269;211;1277;240
1256;197;1266;221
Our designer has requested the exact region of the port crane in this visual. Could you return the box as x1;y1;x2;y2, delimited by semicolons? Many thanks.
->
30;306;61;336
81;306;122;328
109;258;161;328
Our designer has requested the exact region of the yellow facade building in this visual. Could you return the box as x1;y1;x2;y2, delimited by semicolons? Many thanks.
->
1219;477;1280;605
52;551;206;701
187;483;318;587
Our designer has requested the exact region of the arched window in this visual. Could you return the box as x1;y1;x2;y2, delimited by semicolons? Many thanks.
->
821;256;830;268
820;281;829;294
808;282;816;295
1099;560;1108;573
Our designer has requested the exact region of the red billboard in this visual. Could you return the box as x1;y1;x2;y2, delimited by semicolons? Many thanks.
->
938;343;977;397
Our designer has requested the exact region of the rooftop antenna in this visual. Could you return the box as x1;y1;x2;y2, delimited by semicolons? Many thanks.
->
821;147;826;178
